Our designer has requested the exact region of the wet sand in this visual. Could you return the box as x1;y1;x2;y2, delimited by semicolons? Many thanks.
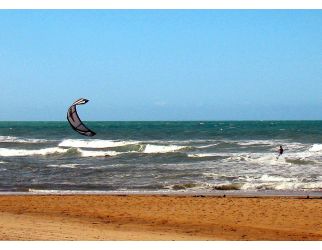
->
0;195;321;240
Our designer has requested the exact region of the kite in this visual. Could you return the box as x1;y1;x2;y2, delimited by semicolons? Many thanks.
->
67;98;96;136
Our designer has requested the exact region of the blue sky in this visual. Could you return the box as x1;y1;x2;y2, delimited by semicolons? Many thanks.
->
0;10;321;121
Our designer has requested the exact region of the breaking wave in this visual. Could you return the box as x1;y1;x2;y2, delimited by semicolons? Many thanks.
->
164;179;322;191
188;153;227;158
240;181;322;191
142;144;187;154
78;149;120;157
0;147;68;156
59;139;188;154
236;139;286;146
0;136;49;143
195;143;218;149
309;144;322;152
47;164;82;169
58;139;138;148
170;183;199;190
0;143;187;157
0;147;120;157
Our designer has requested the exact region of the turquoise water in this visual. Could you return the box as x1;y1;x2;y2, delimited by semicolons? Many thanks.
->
0;121;322;195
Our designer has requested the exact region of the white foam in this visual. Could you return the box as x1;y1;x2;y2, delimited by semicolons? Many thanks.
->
286;151;314;159
78;149;120;157
236;140;306;151
239;173;322;191
195;143;218;149
0;146;122;158
0;147;68;157
237;140;278;146
58;139;138;148
273;182;322;190
309;144;322;152
143;144;186;153
188;153;222;158
27;189;150;195
47;164;81;169
224;153;292;166
190;152;283;163
0;136;48;143
259;174;297;182
241;182;275;190
202;173;219;178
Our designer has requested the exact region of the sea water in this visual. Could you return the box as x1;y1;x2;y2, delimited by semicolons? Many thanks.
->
0;121;321;195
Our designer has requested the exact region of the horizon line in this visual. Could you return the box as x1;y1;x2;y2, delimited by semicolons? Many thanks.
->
1;119;322;122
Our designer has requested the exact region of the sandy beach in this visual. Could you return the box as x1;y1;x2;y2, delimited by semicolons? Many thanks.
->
0;194;321;240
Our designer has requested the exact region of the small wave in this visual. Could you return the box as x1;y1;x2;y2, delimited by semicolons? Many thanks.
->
58;139;138;149
0;136;48;143
78;149;121;157
241;181;322;191
188;153;227;159
273;182;322;190
202;173;219;178
235;140;305;150
170;183;198;190
190;152;283;163
191;150;319;166
0;146;123;158
259;174;297;182
195;143;218;149
238;174;322;191
142;144;187;154
0;147;68;157
224;153;292;166
213;183;242;190
28;189;66;194
27;189;123;195
237;140;278;146
47;164;81;169
241;182;275;190
285;158;316;165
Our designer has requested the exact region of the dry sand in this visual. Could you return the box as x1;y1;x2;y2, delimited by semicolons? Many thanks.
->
0;195;321;240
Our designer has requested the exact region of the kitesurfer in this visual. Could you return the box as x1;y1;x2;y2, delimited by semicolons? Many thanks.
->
277;145;284;159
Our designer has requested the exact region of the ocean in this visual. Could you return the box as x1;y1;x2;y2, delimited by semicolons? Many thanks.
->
0;121;322;196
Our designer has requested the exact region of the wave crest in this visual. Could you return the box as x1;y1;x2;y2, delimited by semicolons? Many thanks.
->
0;136;48;143
0;147;68;157
142;144;187;153
78;149;120;157
58;139;138;149
0;147;120;157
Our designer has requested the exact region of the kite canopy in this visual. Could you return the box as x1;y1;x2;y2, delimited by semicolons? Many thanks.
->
67;98;96;137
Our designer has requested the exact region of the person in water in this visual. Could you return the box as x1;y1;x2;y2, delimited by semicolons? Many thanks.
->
277;145;284;159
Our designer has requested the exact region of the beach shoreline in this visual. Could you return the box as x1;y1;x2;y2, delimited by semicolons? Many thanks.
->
0;194;321;241
1;188;322;197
